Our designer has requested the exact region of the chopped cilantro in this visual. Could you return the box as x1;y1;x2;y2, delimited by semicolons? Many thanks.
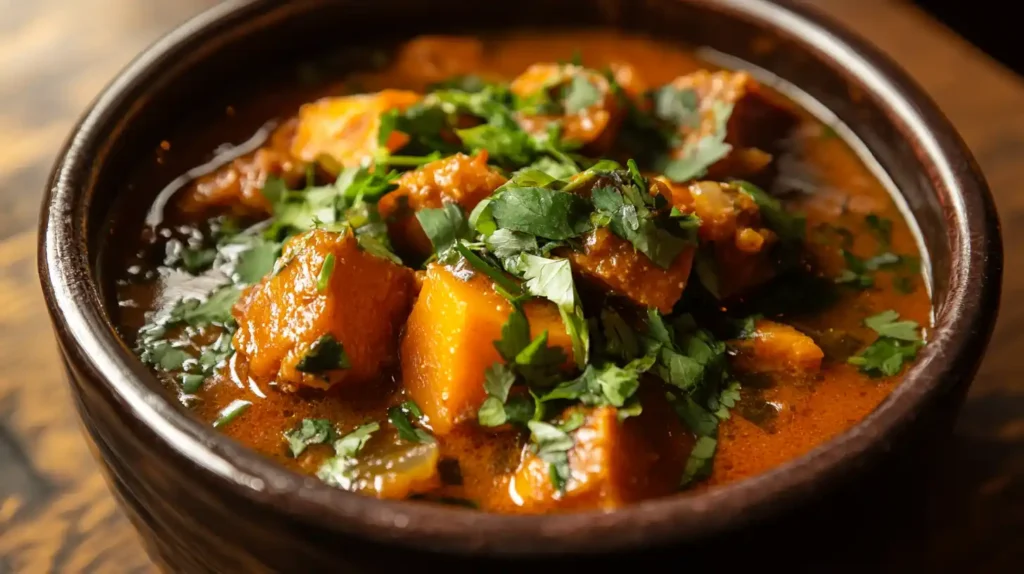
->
662;101;734;182
848;310;924;377
284;418;335;457
734;180;806;244
316;422;381;487
490;187;593;240
591;180;690;269
865;213;893;250
388;403;434;443
333;422;379;458
417;203;472;261
563;73;602;114
212;399;251;429
296;334;350;375
520;254;589;367
527;420;574;492
651;85;700;129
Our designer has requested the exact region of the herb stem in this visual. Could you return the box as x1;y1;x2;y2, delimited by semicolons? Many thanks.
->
212;399;252;428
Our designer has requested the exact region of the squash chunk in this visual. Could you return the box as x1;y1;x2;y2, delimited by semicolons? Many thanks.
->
400;263;573;435
290;90;421;168
232;229;415;391
510;63;626;151
512;393;692;512
393;36;486;86
378;152;507;258
563;227;695;314
179;120;305;217
667;70;796;180
729;319;824;375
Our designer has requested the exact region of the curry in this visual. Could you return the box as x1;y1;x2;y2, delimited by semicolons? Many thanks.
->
110;32;931;513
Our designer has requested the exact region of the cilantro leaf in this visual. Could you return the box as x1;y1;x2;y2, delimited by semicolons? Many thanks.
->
456;125;533;165
848;310;924;377
600;308;640;362
563;73;602;114
234;238;281;284
734;180;806;244
864;310;921;341
527;420;574;492
680;435;718;487
865;213;893;250
388;404;434;444
485;229;539;260
662;101;734;182
334;422;380;458
296;334;350;374
591;184;690;269
651;85;700;129
490;187;593;240
483;363;517;403
416;203;470;259
477;396;509;427
284;418;335;457
520;254;589;367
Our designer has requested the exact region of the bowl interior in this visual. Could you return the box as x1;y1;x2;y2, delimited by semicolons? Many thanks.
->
45;0;997;556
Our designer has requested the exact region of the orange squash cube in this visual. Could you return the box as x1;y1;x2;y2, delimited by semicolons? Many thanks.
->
232;229;415;391
400;263;574;435
290;90;421;168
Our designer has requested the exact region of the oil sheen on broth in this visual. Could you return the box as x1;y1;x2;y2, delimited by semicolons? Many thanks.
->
110;31;931;513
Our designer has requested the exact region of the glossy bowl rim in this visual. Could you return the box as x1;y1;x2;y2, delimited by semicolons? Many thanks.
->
38;0;1002;556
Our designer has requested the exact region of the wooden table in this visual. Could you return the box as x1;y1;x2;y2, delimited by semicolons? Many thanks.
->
0;1;1020;572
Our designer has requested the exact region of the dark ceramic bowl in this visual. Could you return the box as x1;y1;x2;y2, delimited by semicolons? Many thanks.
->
38;0;1002;572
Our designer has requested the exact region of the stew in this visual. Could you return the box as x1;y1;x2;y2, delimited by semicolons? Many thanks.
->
110;32;931;513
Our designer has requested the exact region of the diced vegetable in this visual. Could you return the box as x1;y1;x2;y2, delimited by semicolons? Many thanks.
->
378;152;507;258
512;392;691;511
179;120;306;217
510;63;627;150
392;36;486;85
729;319;824;375
563;227;696;313
290;90;421;168
232;229;415;390
661;70;796;182
400;263;574;435
317;427;441;499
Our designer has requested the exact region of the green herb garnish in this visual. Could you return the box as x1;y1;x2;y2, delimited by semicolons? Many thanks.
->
296;334;350;375
284;418;335;457
388;402;435;443
848;310;924;377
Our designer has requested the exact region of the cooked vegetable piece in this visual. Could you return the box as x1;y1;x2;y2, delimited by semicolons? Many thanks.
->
318;428;441;499
563;227;696;313
662;70;796;182
378;152;506;258
510;63;627;150
393;36;486;85
729;319;825;375
656;179;775;249
400;263;574;435
290;90;421;169
512;393;691;511
179;120;306;217
232;229;415;390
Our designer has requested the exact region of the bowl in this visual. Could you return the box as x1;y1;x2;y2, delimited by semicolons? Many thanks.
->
38;0;1002;571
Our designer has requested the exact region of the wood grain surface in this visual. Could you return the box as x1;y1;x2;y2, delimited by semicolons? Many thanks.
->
0;1;1020;572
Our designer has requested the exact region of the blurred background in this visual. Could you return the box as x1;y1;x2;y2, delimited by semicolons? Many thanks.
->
0;1;1020;572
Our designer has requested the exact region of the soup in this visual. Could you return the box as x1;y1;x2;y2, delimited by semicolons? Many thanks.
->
109;32;931;513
